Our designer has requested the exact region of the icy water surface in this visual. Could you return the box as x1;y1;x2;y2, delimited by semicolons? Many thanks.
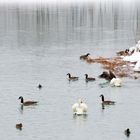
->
0;1;140;140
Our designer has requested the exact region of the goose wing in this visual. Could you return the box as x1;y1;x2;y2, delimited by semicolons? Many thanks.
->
103;100;115;105
23;101;38;106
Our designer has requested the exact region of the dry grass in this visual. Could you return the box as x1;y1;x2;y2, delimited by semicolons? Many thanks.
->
81;55;137;78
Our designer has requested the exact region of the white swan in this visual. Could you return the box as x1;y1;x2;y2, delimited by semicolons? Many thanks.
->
110;78;122;87
72;99;88;115
123;52;140;62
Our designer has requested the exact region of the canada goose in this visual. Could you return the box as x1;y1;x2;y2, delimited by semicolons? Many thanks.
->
72;99;88;115
124;128;131;137
38;84;42;89
85;74;95;82
99;71;116;81
100;94;115;105
16;123;23;130
67;73;79;81
18;96;38;106
116;49;129;56
80;53;90;60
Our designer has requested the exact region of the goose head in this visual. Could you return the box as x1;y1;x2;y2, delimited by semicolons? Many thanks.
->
86;53;90;56
100;94;104;101
85;74;88;78
18;96;24;103
67;73;71;77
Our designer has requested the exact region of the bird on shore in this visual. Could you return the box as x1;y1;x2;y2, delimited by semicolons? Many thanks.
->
18;96;38;106
80;53;90;60
67;73;79;81
124;128;131;137
100;94;115;105
72;99;88;115
16;123;23;130
85;74;95;82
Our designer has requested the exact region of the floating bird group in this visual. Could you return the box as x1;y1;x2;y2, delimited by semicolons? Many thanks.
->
15;50;134;137
16;84;41;130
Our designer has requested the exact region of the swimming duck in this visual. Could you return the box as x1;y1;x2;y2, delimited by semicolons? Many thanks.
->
38;84;42;89
80;53;90;60
85;74;95;82
67;73;79;81
72;99;88;115
16;123;23;130
124;128;131;137
18;96;38;106
110;78;122;87
100;94;115;105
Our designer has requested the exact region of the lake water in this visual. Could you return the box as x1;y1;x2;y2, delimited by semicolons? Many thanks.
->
0;1;140;140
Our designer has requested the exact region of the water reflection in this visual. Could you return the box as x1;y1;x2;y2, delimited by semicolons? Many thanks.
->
0;1;140;48
73;114;88;122
101;103;105;110
19;104;38;114
19;104;24;114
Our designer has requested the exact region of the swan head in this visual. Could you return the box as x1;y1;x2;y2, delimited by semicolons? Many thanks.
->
78;99;83;104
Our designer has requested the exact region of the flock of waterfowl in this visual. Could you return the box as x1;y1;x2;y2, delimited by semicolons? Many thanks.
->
69;40;140;137
15;40;140;137
16;84;41;130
